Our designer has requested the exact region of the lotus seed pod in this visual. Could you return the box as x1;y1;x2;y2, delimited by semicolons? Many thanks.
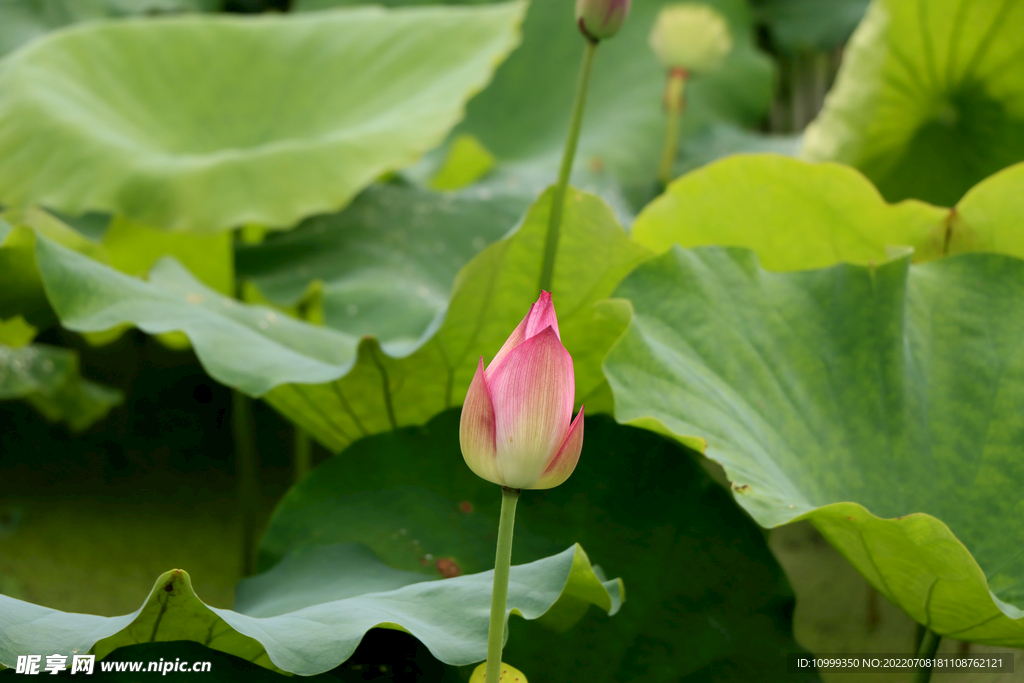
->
469;661;528;683
575;0;631;42
649;3;733;73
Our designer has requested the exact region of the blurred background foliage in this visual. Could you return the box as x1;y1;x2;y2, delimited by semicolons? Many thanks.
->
2;0;1024;680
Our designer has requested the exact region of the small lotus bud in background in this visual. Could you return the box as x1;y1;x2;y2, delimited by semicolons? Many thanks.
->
649;3;733;73
575;0;631;42
460;291;584;490
650;3;732;186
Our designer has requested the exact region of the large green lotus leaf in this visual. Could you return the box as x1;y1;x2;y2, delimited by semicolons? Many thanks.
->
0;208;109;324
263;186;651;452
0;542;617;676
33;187;645;448
632;154;1024;272
0;0;216;59
260;409;806;683
769;522;1024;682
0;3;525;232
1;209;231;350
948;162;1024;258
73;213;235;350
0;209;233;331
235;183;529;355
301;0;774;207
0;342;122;430
33;236;360;396
801;0;1024;206
631;154;949;269
604;246;1024;645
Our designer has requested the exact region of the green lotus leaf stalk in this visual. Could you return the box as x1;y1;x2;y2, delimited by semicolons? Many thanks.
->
538;0;629;296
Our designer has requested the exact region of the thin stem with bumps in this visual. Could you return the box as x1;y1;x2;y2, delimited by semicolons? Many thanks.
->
537;38;599;296
484;487;522;683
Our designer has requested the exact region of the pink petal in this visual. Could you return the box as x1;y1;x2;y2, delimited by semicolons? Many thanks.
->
487;311;530;375
487;327;574;489
525;291;560;340
531;406;584;490
486;292;562;377
459;357;502;486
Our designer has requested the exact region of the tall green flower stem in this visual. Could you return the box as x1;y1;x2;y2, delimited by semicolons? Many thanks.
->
538;39;599;295
913;628;941;683
293;427;312;484
484;487;522;683
657;68;688;188
232;390;260;577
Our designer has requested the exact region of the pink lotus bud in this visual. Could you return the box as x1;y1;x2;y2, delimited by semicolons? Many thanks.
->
576;0;631;42
460;292;584;490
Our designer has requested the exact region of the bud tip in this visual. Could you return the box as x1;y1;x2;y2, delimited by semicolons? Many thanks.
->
575;0;631;42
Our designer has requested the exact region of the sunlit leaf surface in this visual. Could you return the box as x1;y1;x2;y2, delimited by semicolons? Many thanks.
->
802;0;1024;206
632;154;1024;270
0;3;525;231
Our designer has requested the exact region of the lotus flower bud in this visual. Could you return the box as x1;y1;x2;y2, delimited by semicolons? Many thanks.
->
649;3;733;73
460;292;584;490
575;0;631;42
